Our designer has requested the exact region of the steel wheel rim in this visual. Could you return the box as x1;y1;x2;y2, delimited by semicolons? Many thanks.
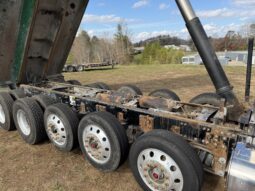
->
46;114;67;146
82;124;111;164
17;109;31;136
137;148;184;191
0;104;6;124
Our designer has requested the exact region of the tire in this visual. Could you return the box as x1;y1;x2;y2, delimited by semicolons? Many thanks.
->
117;85;143;97
5;81;16;90
33;95;58;110
13;98;47;144
129;130;203;191
86;82;111;90
78;111;129;172
67;80;82;86
9;89;26;100
145;130;204;187
0;92;15;131
149;89;180;101
44;103;79;152
190;93;221;107
77;65;84;72
67;66;75;72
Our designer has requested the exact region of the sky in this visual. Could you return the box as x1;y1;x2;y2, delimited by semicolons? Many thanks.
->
80;0;255;42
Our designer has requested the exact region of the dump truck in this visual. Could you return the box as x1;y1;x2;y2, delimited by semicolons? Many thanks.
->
0;0;255;191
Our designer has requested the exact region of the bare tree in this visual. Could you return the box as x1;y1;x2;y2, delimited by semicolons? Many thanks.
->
70;31;91;65
69;23;133;65
114;22;133;64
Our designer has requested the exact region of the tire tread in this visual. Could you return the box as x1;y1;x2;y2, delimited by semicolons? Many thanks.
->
0;92;15;131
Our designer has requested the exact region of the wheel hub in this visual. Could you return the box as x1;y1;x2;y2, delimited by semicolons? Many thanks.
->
46;114;67;146
89;139;99;149
0;104;6;124
151;168;164;181
83;125;111;164
152;172;159;180
17;109;31;136
137;148;184;191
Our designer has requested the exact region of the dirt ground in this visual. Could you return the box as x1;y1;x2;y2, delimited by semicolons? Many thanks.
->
1;64;254;191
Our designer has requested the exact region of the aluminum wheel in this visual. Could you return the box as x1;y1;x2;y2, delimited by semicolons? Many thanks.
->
82;124;111;164
46;114;67;146
0;104;6;124
17;109;31;136
137;148;184;191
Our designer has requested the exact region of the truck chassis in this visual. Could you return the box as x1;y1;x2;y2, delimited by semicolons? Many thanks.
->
19;81;254;184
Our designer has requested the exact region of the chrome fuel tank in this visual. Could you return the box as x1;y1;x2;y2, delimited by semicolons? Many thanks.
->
227;142;255;191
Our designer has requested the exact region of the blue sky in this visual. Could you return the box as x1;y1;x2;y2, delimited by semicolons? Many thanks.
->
80;0;255;42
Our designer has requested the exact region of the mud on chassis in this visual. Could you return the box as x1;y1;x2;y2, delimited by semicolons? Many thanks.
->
0;0;255;191
0;80;243;191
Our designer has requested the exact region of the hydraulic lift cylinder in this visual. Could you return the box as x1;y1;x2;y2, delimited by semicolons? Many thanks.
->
175;0;243;121
245;38;254;102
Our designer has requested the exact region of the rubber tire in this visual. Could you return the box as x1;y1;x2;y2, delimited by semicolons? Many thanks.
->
33;95;58;110
9;89;26;100
67;66;75;72
117;85;143;96
149;89;180;101
67;80;82;86
87;82;111;90
129;130;203;191
44;103;79;152
78;111;129;172
190;93;221;107
0;92;15;131
145;130;204;187
13;98;47;144
77;65;84;72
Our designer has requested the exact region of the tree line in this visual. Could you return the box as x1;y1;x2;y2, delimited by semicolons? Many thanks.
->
134;35;189;47
134;42;184;65
67;23;132;65
67;23;255;66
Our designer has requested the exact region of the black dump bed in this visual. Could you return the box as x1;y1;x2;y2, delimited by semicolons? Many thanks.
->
0;0;88;85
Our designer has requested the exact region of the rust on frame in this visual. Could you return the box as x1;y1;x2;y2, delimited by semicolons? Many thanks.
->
139;115;154;132
96;93;125;104
117;112;126;124
96;104;106;112
139;96;176;111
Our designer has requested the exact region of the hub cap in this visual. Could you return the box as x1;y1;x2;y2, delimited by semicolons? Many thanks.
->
137;148;184;191
17;109;31;136
82;125;111;164
0;104;6;124
46;114;67;146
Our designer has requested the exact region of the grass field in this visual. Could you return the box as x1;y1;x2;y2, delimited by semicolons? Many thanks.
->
64;64;253;101
1;64;254;191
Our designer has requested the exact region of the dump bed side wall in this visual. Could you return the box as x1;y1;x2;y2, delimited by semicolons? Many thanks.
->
45;1;89;77
18;0;89;84
0;0;24;84
0;0;89;85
